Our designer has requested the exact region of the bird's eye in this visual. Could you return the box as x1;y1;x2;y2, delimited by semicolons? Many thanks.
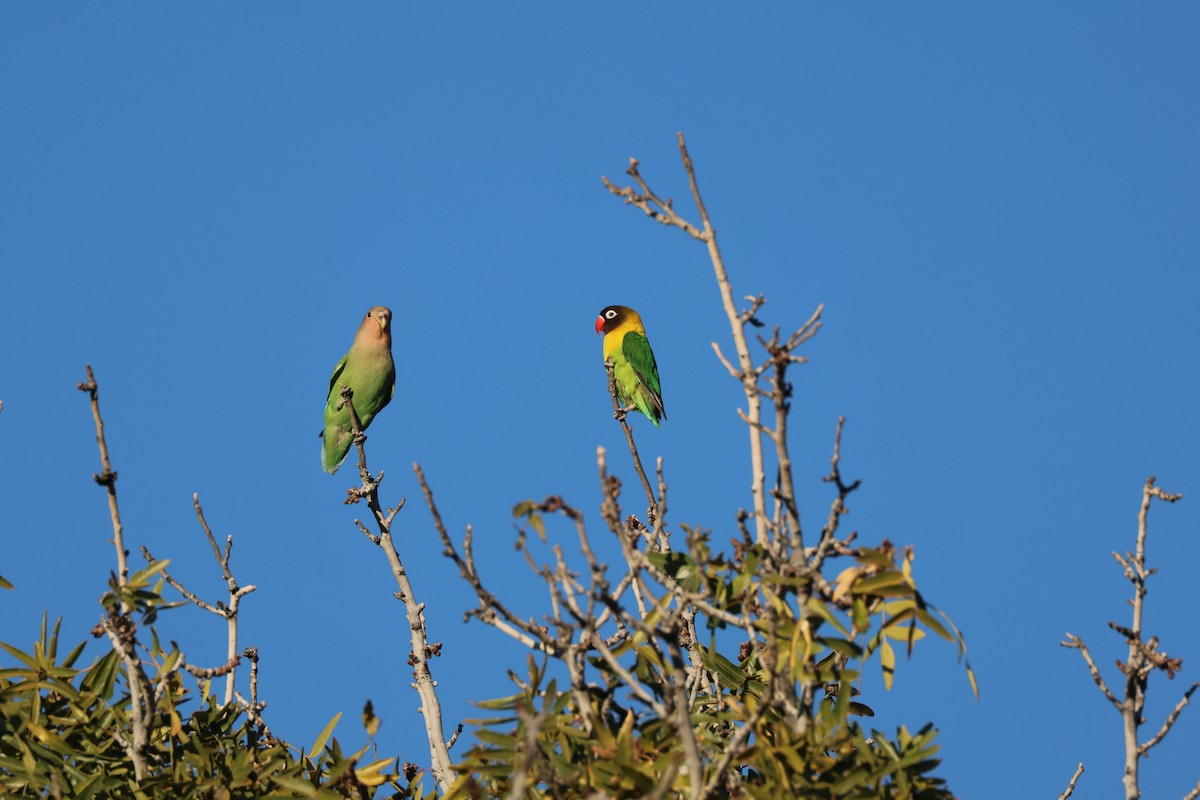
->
367;311;372;317
605;309;618;319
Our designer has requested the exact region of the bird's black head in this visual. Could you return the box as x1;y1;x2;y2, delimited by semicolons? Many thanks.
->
595;305;634;336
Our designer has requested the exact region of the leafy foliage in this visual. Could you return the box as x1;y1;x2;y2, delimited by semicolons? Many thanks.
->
442;526;965;800
0;583;430;799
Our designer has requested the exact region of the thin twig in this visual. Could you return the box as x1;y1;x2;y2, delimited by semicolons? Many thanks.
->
1138;682;1197;756
77;367;149;781
1061;634;1121;710
422;469;559;654
1058;762;1084;799
811;417;862;572
76;366;128;592
176;650;241;680
143;494;257;705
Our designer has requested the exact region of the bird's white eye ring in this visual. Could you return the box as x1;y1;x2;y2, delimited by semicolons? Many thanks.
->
605;309;618;319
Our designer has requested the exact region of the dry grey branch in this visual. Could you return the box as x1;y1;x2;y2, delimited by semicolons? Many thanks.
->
421;467;559;654
76;365;128;592
1139;681;1198;756
175;650;241;680
236;646;275;745
1061;634;1121;709
1064;476;1185;800
810;416;862;574
77;366;151;781
141;493;257;705
338;387;454;791
1058;762;1084;799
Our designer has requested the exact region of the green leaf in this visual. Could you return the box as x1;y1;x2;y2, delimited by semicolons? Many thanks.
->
511;501;546;541
819;637;863;659
915;607;953;641
699;646;746;690
805;596;850;637
129;558;170;586
310;712;341;754
528;512;546;542
848;702;875;717
851;571;908;595
362;699;380;737
0;641;37;669
270;775;319;796
885;624;924;643
880;637;896;691
646;551;701;591
851;596;869;634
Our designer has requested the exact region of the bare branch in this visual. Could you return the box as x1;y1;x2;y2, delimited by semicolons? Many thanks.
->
78;366;152;781
1066;477;1184;799
1061;634;1121;710
600;158;706;240
1139;682;1198;756
237;646;275;745
142;493;257;705
1058;762;1084;800
76;365;128;593
421;467;560;655
811;417;862;572
710;341;740;379
141;546;221;614
335;389;454;792
176;650;241;680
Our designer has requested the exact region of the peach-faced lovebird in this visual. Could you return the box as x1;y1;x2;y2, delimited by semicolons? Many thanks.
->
596;305;666;427
321;306;396;474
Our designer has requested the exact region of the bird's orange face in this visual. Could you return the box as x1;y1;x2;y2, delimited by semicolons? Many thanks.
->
366;306;392;332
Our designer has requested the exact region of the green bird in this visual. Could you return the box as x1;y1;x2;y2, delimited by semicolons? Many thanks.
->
321;306;396;474
595;305;666;427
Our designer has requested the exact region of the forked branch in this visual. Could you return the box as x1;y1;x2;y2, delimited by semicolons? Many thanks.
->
338;386;454;792
1062;476;1186;800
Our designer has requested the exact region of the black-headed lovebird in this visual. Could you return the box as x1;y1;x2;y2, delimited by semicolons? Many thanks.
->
321;306;396;473
595;305;666;427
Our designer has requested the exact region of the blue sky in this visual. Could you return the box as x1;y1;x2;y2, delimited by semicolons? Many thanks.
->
3;4;1198;797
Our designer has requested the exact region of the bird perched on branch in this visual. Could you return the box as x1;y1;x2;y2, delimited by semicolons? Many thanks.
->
595;305;666;427
321;306;396;474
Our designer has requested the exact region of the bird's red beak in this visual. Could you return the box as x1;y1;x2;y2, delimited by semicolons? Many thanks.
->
595;315;605;336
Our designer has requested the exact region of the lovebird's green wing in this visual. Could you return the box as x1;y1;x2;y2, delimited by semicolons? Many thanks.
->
621;331;666;427
322;353;353;473
326;354;348;404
